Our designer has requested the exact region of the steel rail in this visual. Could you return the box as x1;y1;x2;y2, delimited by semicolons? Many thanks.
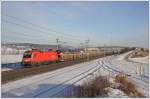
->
33;61;100;97
4;61;95;92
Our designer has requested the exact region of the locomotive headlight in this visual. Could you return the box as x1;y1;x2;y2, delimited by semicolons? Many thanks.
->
51;55;55;58
24;59;30;62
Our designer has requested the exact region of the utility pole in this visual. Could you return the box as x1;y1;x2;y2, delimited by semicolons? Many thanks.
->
110;32;112;47
80;43;83;48
110;32;113;54
85;39;90;53
104;44;106;57
56;38;60;50
56;38;67;51
85;39;90;60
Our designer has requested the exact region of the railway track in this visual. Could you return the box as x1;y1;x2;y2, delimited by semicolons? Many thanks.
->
34;61;101;97
39;57;114;97
101;60;149;84
4;56;122;98
37;60;110;97
50;58;149;97
100;59;148;97
46;57;121;97
2;51;132;83
3;51;144;98
2;60;96;93
2;59;104;98
2;57;101;83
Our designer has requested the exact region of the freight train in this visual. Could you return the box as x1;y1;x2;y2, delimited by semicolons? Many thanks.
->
22;49;61;66
21;49;110;67
22;47;134;67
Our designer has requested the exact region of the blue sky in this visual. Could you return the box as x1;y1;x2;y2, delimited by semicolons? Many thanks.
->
1;1;149;48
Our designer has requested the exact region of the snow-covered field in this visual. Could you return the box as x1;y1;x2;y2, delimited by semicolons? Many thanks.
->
104;53;149;97
1;54;23;64
129;56;149;64
2;59;101;97
1;51;149;98
1;54;23;71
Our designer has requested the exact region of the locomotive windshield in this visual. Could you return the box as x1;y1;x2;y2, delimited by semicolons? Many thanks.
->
23;53;31;58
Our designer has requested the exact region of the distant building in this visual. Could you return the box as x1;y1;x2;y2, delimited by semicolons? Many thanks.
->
85;47;100;53
1;45;27;55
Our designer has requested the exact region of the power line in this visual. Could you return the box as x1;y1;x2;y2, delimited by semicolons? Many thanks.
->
2;15;97;47
2;19;85;44
2;29;82;47
2;30;54;41
2;31;82;45
3;32;56;44
4;14;84;39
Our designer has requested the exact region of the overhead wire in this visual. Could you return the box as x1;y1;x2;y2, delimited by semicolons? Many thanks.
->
2;13;97;48
2;19;85;45
4;14;85;41
2;31;57;44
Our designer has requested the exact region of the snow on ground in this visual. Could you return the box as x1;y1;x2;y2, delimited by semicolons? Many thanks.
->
1;54;23;71
128;76;149;97
116;51;133;60
103;54;149;97
1;56;115;98
2;68;13;72
1;54;23;64
107;87;128;98
129;56;149;64
2;59;100;98
1;51;149;98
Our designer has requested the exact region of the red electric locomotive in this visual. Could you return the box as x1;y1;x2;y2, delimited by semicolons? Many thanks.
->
22;49;60;66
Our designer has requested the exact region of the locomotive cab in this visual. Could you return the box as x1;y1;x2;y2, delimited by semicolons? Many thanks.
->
22;52;32;65
22;49;59;67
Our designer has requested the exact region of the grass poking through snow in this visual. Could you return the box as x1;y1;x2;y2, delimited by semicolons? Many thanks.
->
115;75;145;98
70;76;110;97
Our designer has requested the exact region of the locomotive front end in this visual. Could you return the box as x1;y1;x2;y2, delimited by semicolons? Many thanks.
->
22;51;32;66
